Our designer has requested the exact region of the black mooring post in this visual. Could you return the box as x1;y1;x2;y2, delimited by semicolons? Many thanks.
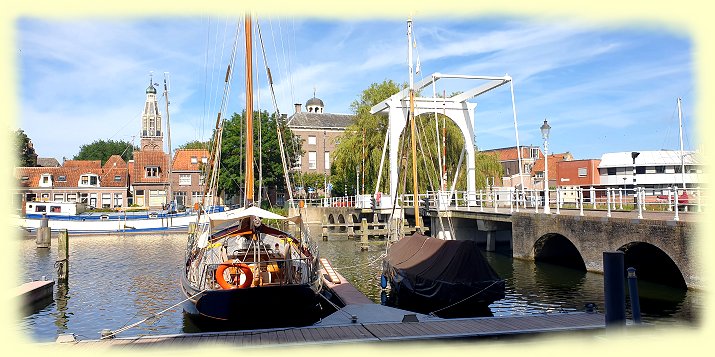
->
627;267;642;324
603;251;626;327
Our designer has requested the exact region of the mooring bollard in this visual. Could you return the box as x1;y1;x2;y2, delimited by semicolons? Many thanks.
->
627;267;642;324
360;218;368;251
603;251;626;327
36;214;51;248
56;230;69;284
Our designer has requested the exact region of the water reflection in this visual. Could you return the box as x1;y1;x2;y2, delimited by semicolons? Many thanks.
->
19;231;699;342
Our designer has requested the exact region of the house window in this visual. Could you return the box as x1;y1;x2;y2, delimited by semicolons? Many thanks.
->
80;193;89;204
277;193;285;206
199;175;205;186
191;156;198;164
79;174;99;187
655;166;666;174
535;172;544;178
53;193;64;202
192;191;203;204
114;175;122;182
174;191;186;206
146;166;160;178
308;151;317;170
324;152;330;170
578;167;587;177
607;168;617;175
530;147;540;159
102;193;111;208
66;193;77;202
636;166;645;175
57;175;66;182
179;174;191;186
39;174;52;187
308;135;317;145
114;193;123;207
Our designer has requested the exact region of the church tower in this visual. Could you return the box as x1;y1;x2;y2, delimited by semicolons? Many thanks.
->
140;74;164;152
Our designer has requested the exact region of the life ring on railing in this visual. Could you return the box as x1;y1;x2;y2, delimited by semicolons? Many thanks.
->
215;261;253;289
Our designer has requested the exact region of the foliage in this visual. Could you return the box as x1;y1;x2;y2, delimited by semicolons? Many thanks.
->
14;129;37;167
474;151;504;189
216;110;301;203
293;172;327;191
177;140;209;150
330;80;504;196
74;139;137;165
331;80;404;196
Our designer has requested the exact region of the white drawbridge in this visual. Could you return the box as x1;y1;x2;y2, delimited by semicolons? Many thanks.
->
369;72;520;206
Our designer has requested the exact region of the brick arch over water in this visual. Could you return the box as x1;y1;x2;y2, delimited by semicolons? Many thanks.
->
511;212;700;289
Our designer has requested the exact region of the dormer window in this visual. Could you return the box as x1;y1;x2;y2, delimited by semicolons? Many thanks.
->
114;175;122;182
79;174;100;187
39;174;53;188
201;157;208;164
21;176;29;181
57;175;67;182
146;166;160;178
191;156;198;164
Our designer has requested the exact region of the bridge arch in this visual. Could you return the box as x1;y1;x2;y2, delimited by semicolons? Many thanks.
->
618;241;687;289
533;233;586;271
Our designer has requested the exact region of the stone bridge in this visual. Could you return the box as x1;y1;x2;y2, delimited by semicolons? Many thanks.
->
509;212;699;289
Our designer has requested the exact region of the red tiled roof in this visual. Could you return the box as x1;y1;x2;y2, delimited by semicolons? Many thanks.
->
172;149;210;171
63;160;101;169
532;152;572;177
132;151;170;184
480;146;536;161
103;155;127;169
15;164;128;188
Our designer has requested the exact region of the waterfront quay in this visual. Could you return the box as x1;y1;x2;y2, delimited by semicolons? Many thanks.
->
58;268;605;348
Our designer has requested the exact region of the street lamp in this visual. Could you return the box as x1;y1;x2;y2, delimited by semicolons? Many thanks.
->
631;151;640;203
540;119;551;214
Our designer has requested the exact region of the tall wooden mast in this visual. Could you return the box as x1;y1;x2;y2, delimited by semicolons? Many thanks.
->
407;19;420;230
244;14;255;206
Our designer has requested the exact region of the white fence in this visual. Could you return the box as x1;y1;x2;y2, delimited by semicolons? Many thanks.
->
288;186;704;222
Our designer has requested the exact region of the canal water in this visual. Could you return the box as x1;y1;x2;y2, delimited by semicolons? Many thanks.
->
18;231;699;343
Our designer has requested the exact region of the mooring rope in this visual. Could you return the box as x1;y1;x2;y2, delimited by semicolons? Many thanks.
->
100;288;208;340
331;252;386;271
427;278;507;317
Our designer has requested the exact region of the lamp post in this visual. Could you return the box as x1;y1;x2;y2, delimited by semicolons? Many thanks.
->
631;151;640;204
540;119;551;214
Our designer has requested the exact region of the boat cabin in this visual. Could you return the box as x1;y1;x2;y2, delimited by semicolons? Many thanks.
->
25;201;87;216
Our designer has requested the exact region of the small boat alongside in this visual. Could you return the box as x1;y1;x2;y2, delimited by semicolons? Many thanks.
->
380;19;505;317
382;232;505;316
17;201;229;234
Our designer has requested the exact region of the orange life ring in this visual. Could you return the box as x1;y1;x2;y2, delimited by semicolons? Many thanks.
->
215;261;253;289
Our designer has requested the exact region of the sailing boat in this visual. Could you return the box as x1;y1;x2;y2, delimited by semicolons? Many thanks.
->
381;19;505;317
180;15;322;330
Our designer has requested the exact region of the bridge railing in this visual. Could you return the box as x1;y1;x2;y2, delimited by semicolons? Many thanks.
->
414;186;704;221
289;186;704;221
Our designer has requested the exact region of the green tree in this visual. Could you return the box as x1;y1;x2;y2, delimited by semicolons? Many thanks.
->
216;111;300;205
14;129;37;167
331;80;404;196
474;151;503;189
331;81;504;196
73;139;137;165
177;140;209;150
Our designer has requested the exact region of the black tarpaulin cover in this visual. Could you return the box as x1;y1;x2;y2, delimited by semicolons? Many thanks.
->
383;232;505;305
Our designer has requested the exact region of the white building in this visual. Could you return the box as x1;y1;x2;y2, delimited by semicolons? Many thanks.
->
598;150;703;195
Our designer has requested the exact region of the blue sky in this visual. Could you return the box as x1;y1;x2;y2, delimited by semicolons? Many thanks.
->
15;15;696;162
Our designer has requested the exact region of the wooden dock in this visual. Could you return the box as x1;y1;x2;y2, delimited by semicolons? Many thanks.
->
60;263;604;348
65;311;604;348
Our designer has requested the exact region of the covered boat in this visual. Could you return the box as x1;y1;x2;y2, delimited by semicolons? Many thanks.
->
382;232;505;315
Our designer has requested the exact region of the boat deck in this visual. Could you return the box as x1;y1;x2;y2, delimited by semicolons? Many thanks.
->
66;311;604;348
